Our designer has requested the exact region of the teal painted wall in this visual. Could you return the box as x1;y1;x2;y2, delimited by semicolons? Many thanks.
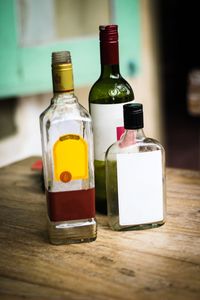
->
0;0;141;98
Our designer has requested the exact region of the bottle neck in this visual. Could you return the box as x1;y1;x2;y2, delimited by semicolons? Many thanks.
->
100;64;120;79
52;63;74;95
119;128;145;148
100;41;120;78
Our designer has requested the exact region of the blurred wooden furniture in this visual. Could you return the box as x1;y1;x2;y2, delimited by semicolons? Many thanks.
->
0;157;199;300
187;69;200;116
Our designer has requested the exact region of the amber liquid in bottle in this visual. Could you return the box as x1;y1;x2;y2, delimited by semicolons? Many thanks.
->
40;51;97;244
46;188;95;222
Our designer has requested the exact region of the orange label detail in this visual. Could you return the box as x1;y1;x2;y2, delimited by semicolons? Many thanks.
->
60;171;72;183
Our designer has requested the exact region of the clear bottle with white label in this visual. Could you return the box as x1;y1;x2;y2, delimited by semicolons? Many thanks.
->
105;103;166;231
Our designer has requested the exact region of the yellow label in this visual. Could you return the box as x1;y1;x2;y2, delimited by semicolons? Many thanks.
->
52;63;74;92
53;134;88;182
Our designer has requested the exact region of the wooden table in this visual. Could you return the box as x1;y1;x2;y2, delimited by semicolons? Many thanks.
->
0;157;200;300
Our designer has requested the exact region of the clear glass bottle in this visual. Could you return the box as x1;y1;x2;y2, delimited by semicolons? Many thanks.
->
89;25;134;213
105;103;166;231
40;51;97;244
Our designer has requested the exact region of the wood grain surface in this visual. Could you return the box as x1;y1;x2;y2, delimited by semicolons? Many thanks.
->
0;157;199;300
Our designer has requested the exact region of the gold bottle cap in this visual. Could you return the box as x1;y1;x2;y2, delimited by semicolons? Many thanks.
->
51;51;73;93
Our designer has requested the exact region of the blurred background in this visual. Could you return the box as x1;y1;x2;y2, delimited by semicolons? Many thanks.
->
0;0;199;169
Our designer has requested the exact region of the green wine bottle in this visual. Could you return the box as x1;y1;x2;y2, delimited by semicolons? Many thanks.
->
89;25;134;213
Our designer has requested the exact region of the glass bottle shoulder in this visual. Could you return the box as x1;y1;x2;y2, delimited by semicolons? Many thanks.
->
106;136;164;159
89;76;134;104
40;93;91;125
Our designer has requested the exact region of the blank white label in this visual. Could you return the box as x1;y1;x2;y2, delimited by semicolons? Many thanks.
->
117;150;164;226
90;102;133;161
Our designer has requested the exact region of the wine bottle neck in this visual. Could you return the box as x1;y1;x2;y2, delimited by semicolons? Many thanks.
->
100;64;120;78
100;40;121;78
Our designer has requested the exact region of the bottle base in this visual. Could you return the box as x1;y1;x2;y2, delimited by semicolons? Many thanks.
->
109;217;165;231
47;217;97;245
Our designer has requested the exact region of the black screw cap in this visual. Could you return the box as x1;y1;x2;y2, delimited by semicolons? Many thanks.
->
123;103;144;129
